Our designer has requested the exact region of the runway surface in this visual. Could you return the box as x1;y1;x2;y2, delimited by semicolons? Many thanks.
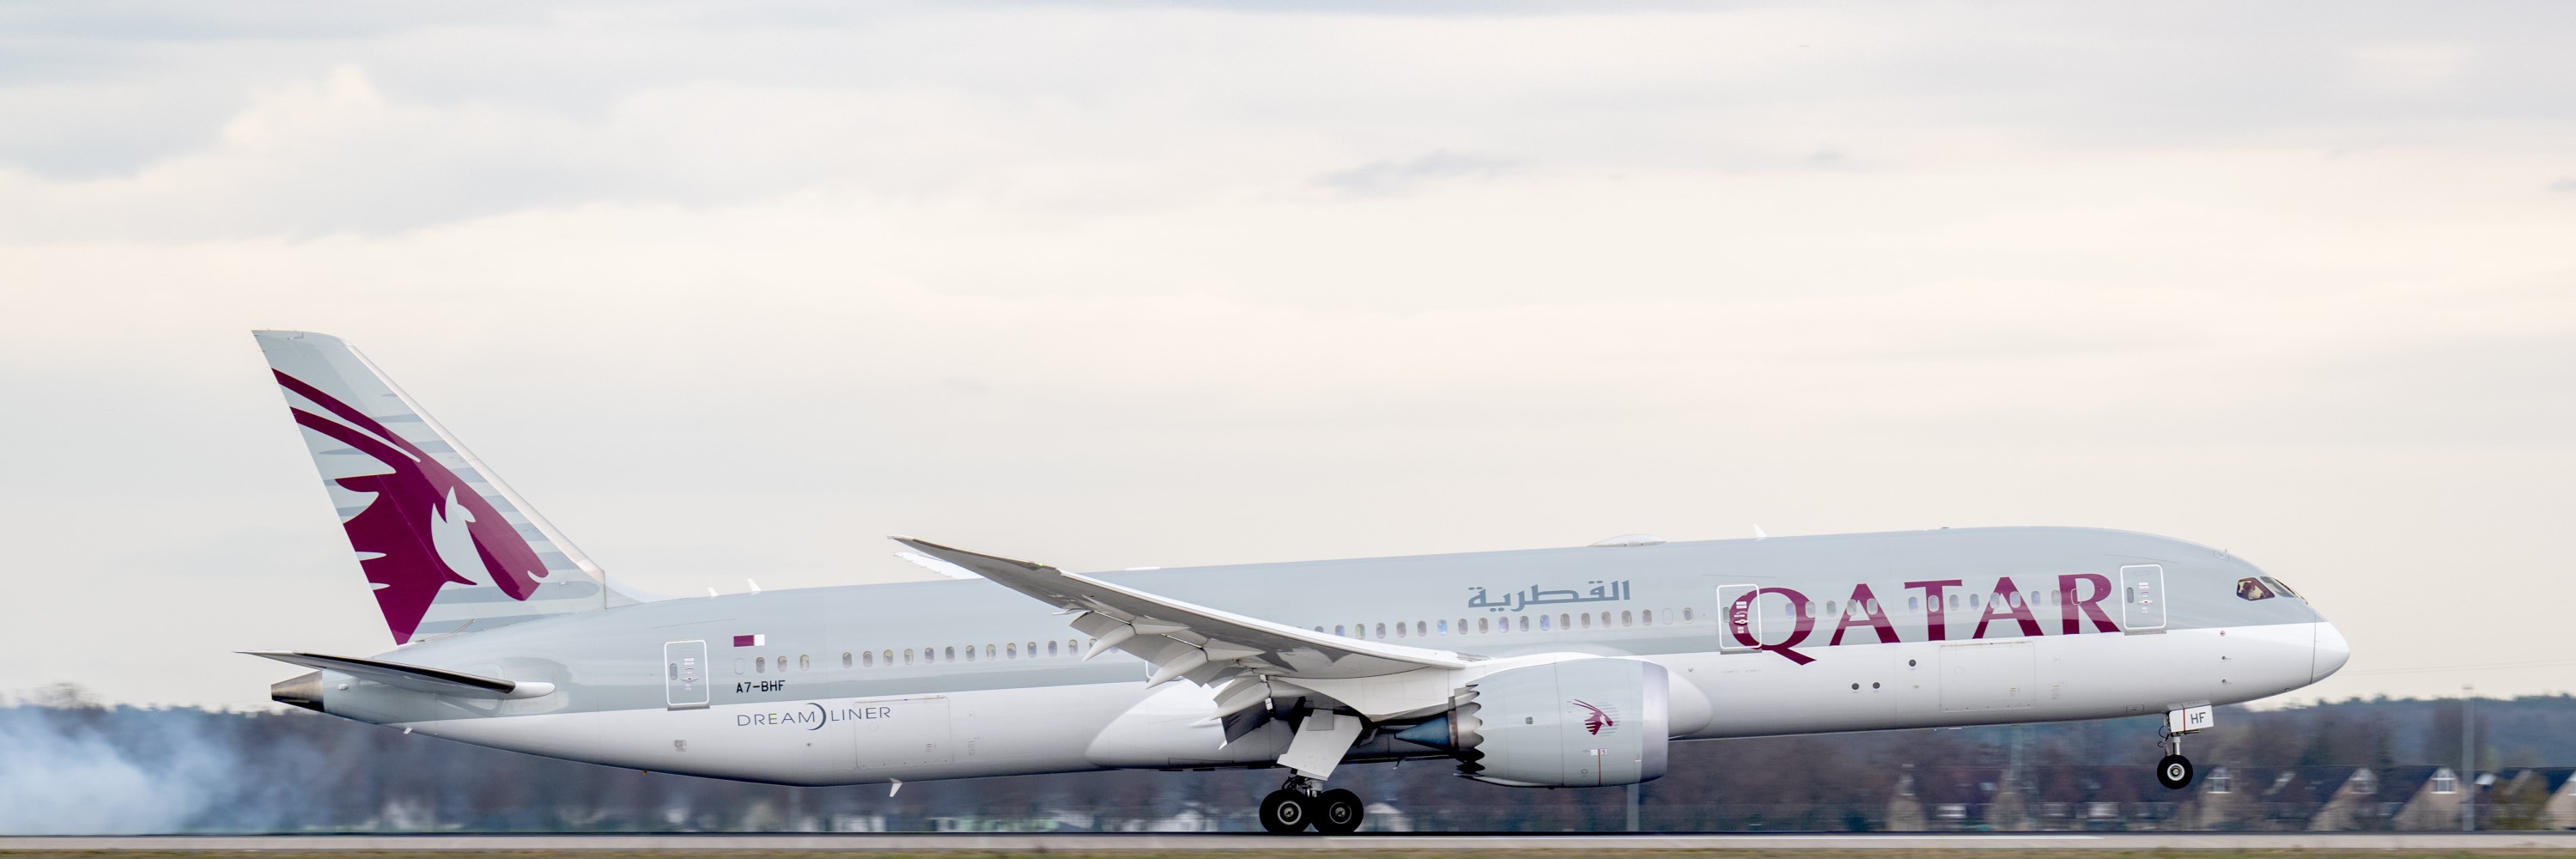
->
9;832;2576;851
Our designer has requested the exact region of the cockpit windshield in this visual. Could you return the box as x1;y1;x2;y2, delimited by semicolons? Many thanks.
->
2235;576;2301;601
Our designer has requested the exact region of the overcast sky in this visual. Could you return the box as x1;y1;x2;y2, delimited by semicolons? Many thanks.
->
2;1;2571;710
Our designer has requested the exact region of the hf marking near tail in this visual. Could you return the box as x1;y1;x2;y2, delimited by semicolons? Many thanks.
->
247;330;2350;834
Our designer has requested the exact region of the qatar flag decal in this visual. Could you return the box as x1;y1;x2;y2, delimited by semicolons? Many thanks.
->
732;634;766;647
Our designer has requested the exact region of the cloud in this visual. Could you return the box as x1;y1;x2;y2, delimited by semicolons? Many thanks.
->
1;0;2574;710
1311;150;1520;196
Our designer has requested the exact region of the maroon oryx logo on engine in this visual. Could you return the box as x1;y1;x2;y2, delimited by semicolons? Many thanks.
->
1573;699;1615;735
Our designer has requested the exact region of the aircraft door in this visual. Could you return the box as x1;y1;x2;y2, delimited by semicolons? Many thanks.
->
664;639;711;710
2119;564;2167;632
1715;584;1762;654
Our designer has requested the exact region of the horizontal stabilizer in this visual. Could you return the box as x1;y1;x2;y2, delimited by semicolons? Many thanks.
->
243;650;555;699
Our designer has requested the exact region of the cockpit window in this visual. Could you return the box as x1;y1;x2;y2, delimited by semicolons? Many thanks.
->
2262;576;2300;598
2235;577;2277;601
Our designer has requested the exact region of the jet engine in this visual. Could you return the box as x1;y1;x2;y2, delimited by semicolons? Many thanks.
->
1395;657;1669;787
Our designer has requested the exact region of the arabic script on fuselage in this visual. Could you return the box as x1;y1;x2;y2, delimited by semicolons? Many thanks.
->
1467;580;1632;612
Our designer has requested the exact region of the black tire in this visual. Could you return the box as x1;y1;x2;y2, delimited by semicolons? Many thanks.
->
1314;788;1364;835
1259;789;1313;834
2157;753;2195;790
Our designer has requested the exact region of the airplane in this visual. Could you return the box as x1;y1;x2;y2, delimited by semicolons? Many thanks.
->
246;329;2350;834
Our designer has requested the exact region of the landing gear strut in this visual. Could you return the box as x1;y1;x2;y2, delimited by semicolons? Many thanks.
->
1259;776;1366;834
2155;704;2212;790
2155;731;2196;790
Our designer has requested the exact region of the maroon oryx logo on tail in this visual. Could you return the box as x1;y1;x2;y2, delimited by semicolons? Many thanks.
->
1573;699;1615;735
276;370;548;643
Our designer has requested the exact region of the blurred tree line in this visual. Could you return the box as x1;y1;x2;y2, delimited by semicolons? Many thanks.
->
3;684;2567;834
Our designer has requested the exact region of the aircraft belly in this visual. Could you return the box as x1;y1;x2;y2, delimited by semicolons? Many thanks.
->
1670;622;2324;738
400;683;1142;786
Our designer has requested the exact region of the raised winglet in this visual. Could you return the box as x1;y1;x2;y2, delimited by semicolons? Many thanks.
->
887;537;1473;685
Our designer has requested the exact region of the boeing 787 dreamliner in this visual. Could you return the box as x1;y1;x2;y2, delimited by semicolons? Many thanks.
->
247;330;2348;834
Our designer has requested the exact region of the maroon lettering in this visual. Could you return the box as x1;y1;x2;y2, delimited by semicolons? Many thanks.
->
1726;586;1817;665
2058;572;2119;634
1828;582;1901;646
1971;576;2045;639
1905;579;1964;641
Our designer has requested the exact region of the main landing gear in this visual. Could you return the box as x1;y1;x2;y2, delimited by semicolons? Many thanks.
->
1258;776;1364;835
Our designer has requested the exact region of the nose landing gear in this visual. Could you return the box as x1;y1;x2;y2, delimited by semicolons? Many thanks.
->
2154;704;2214;790
2156;751;2196;790
1258;776;1367;834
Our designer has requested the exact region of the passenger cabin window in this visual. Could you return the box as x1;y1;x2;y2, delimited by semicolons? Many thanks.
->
1579;613;1592;629
862;651;874;667
841;651;853;668
1456;618;1468;634
880;649;891;665
1007;643;1018;659
799;655;811;671
1519;616;1531;631
1478;618;1490;633
1334;624;1346;637
1643;609;1655;624
946;646;958;661
986;644;996;660
1437;619;1449;636
903;649;914;665
1048;641;1060;656
1620;611;1633;627
1415;621;1427;637
1395;623;1406;637
1539;614;1552;631
755;656;766;673
1375;623;1386;638
1681;606;1694;624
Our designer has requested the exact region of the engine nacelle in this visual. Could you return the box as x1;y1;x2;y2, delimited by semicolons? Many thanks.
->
1399;657;1669;787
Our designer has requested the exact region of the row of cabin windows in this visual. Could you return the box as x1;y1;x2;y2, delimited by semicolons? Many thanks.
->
1315;606;1697;639
734;638;1102;674
723;585;2141;674
1768;589;2094;621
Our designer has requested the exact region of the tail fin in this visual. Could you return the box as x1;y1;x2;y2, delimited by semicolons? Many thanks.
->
254;331;653;644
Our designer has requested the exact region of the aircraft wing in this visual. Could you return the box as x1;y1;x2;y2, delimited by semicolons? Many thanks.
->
244;650;556;699
890;538;1475;691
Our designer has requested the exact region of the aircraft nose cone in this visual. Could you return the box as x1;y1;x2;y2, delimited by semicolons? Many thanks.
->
271;671;324;712
2312;622;2351;681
